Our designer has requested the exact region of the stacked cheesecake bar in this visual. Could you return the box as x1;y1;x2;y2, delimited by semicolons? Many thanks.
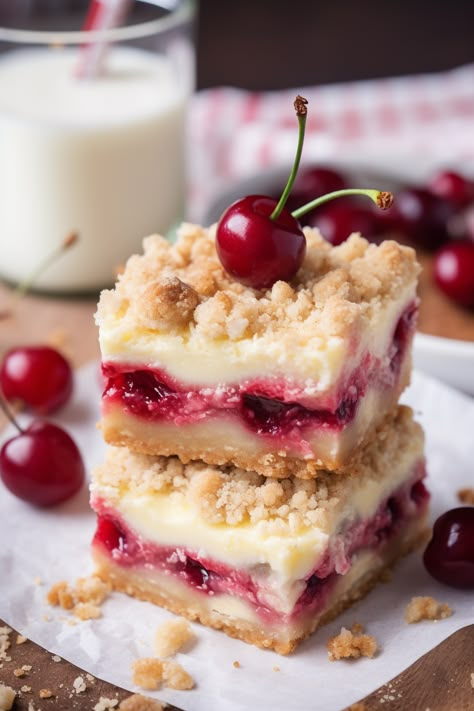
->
91;223;429;654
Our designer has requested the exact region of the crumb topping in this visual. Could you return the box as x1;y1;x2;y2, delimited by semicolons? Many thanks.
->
327;626;378;661
96;223;418;342
93;405;422;531
153;617;193;658
404;596;453;623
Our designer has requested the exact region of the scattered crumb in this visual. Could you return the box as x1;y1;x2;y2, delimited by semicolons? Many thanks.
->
47;576;111;623
232;661;240;669
405;596;453;623
273;666;280;672
162;660;195;691
86;673;96;683
73;602;102;620
347;703;367;711
27;702;37;711
0;627;12;662
22;665;32;672
21;686;32;693
351;622;365;635
153;617;193;658
13;669;26;678
39;689;54;699
34;577;43;586
458;487;474;505
16;634;28;645
0;683;16;711
132;659;163;691
72;676;87;694
93;698;119;711
327;626;378;661
51;655;61;663
470;672;474;689
119;694;165;711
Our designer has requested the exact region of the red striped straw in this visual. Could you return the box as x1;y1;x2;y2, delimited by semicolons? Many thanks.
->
76;0;133;79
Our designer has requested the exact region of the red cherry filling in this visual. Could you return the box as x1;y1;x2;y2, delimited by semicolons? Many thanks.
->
216;195;306;289
0;421;85;507
433;242;474;308
423;507;474;589
0;345;73;414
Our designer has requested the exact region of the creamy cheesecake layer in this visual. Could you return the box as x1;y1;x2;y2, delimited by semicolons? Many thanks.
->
96;223;418;389
100;354;411;477
91;406;424;586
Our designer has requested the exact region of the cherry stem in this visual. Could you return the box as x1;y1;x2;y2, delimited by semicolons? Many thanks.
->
14;232;79;301
270;95;308;221
0;391;24;434
292;188;394;220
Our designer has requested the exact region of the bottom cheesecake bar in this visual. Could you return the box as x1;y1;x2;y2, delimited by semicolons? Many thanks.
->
90;406;429;655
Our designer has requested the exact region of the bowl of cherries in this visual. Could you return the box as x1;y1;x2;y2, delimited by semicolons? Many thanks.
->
207;164;474;395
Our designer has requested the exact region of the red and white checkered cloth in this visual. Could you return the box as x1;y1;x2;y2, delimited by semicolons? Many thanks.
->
187;63;474;223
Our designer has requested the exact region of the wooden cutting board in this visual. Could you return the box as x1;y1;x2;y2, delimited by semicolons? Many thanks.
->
1;619;473;710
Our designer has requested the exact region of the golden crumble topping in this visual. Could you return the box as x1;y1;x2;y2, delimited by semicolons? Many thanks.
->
327;626;378;661
404;596;453;623
96;222;418;341
153;617;193;658
92;406;423;531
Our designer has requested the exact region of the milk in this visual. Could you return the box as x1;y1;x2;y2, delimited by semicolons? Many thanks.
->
0;46;188;292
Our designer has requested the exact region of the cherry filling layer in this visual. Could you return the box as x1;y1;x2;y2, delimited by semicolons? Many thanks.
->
102;303;417;443
92;468;429;624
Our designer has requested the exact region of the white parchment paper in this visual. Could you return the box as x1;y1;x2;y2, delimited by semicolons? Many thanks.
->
0;362;473;711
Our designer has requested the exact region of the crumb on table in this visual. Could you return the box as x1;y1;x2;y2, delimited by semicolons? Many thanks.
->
458;487;474;505
327;626;378;661
0;683;16;711
404;596;453;624
93;698;119;711
153;617;193;658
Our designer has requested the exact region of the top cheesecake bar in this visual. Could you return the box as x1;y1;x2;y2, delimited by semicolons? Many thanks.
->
96;222;419;477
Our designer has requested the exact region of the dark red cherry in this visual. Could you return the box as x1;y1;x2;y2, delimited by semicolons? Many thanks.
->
391;187;452;250
308;200;379;246
286;166;346;221
0;421;85;506
423;507;474;589
215;195;306;289
433;242;474;307
0;346;73;414
428;170;473;208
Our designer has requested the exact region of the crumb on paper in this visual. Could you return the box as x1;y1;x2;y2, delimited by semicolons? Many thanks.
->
327;626;378;661
232;661;240;669
405;596;453;624
0;683;16;711
39;689;54;699
93;698;119;711
153;617;193;658
132;659;163;691
119;694;165;711
458;487;474;505
72;676;87;694
34;577;43;586
351;622;365;635
273;666;280;672
47;576;111;622
51;655;61;663
162;660;194;691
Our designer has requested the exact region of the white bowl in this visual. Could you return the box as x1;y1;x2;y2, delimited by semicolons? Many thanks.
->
414;332;474;396
205;167;474;398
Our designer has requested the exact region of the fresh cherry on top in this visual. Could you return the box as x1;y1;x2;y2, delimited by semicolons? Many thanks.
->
433;241;474;308
0;345;73;414
215;95;394;289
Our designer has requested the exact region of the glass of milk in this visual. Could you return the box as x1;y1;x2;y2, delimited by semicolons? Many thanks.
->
0;1;195;292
